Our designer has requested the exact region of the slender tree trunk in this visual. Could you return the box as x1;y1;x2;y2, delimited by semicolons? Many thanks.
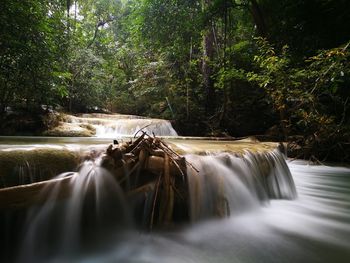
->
66;0;71;38
186;37;193;119
202;0;215;115
0;83;10;115
279;108;289;141
249;0;267;37
219;0;229;125
74;0;77;31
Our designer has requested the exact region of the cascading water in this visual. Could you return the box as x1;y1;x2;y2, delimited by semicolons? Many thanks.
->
0;118;349;263
2;147;296;262
70;161;349;263
186;150;296;221
67;114;178;137
17;154;130;262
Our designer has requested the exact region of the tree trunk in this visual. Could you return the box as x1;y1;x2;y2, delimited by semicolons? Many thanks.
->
249;0;267;37
202;0;215;115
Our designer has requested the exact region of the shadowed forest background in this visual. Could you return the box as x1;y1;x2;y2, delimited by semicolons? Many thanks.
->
0;0;349;161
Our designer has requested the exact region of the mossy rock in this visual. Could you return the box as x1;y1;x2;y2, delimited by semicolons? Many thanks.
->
0;149;80;187
43;122;96;137
167;138;279;155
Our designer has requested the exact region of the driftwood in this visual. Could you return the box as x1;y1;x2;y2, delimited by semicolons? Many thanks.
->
0;134;190;229
0;175;73;210
103;133;189;228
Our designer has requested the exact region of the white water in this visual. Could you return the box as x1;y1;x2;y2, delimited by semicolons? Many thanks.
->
67;114;178;137
185;151;296;221
0;113;349;263
7;149;348;263
72;161;350;263
18;156;130;262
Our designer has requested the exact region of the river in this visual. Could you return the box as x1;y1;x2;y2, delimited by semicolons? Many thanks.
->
40;161;350;263
0;114;349;262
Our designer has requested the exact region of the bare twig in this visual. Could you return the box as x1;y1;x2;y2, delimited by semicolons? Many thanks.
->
311;41;350;94
134;125;153;138
150;174;162;230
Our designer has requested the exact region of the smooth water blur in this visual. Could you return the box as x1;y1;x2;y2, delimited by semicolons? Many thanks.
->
1;133;349;262
18;157;130;262
73;161;350;263
185;151;296;221
67;114;178;137
0;136;111;152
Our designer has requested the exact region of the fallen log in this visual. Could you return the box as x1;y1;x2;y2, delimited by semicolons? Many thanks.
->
0;153;185;211
0;175;74;210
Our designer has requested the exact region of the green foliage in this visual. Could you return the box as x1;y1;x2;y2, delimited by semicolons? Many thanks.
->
248;38;350;160
307;44;350;95
0;0;68;111
248;38;305;114
133;0;200;52
1;0;349;160
67;48;111;110
249;38;349;126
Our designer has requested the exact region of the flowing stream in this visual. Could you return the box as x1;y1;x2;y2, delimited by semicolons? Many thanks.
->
0;115;349;262
66;114;178;137
93;162;350;263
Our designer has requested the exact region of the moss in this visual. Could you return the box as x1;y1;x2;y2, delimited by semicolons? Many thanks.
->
167;138;279;156
0;149;80;187
79;123;96;132
43;122;96;137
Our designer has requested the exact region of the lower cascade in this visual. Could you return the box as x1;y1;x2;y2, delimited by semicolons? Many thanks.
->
0;136;298;262
18;159;130;262
186;150;296;221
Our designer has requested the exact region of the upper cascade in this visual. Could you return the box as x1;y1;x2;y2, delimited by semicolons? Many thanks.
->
67;114;178;138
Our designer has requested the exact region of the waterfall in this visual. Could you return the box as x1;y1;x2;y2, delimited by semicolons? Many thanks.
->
186;150;296;221
17;154;130;262
66;114;178;137
0;136;299;262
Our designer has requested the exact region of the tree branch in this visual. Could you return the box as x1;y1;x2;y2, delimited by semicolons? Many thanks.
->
87;17;115;48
